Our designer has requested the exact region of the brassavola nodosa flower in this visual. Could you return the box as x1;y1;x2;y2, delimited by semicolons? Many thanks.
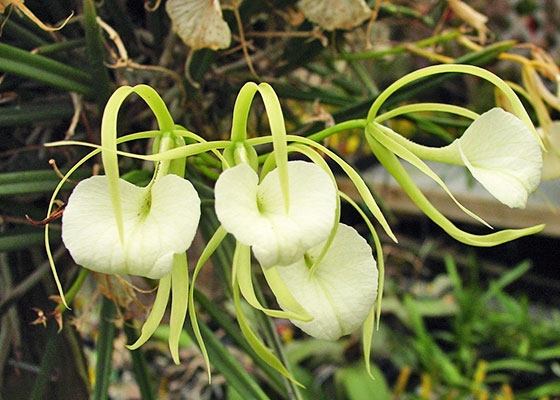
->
453;108;542;207
46;85;204;365
214;160;337;268
270;223;378;341
363;64;545;246
372;108;542;209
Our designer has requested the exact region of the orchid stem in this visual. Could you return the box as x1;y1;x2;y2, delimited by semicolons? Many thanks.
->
253;283;303;400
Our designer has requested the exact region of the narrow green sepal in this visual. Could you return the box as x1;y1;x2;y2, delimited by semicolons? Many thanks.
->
169;253;189;364
127;274;171;350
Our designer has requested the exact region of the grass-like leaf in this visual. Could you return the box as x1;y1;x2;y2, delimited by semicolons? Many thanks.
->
92;296;117;400
0;42;93;95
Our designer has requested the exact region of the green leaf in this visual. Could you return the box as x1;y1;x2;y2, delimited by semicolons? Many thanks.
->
532;346;560;361
83;0;113;107
0;42;93;95
520;381;560;399
0;15;49;48
182;311;272;400
92;296;117;400
194;289;287;397
0;169;90;196
486;358;545;374
335;363;391;400
0;229;58;252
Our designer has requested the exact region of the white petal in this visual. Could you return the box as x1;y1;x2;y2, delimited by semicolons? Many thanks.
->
457;108;542;208
215;161;337;268
166;0;231;50
274;224;378;340
298;0;372;31
62;174;200;278
214;163;264;242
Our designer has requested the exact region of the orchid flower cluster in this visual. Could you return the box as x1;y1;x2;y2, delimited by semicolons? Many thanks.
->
45;64;544;381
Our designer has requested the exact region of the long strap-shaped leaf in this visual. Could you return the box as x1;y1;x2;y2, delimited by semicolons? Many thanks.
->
0;42;93;94
183;308;272;400
92;296;117;400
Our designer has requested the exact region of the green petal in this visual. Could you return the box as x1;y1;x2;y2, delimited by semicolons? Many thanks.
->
127;274;171;350
169;253;189;364
232;281;301;385
234;243;311;321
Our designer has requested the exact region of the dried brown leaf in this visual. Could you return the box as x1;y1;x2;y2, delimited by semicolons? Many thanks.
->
1;0;72;32
166;0;231;50
298;0;372;31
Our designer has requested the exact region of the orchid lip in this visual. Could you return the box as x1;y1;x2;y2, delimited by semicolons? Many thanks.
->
62;174;201;278
215;161;337;268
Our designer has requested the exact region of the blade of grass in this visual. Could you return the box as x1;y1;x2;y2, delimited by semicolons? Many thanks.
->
34;39;87;56
29;322;62;400
520;381;560;399
0;101;75;127
92;296;117;400
0;42;93;95
83;0;113;108
486;358;545;374
123;321;156;400
182;314;272;400
0;169;90;196
0;229;58;252
404;295;468;387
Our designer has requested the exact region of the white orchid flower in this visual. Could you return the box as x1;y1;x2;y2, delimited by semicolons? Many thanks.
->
454;108;542;208
62;173;201;279
271;223;378;341
373;108;542;210
214;161;337;268
368;65;543;211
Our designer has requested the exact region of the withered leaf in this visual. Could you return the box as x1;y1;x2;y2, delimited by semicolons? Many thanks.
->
298;0;372;31
1;0;72;31
166;0;231;50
